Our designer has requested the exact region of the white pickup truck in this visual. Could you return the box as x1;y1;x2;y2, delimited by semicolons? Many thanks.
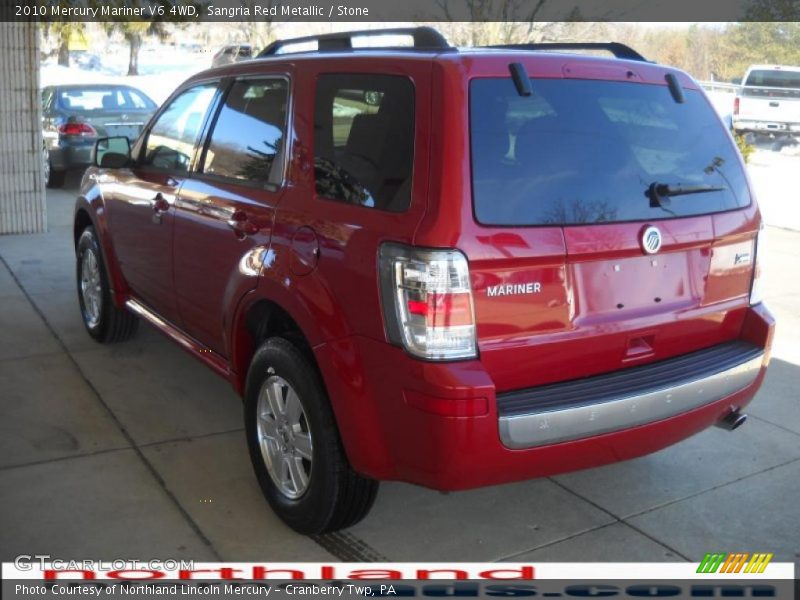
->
733;65;800;138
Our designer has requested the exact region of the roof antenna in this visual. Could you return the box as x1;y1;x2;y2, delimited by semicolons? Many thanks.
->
665;73;685;104
509;63;532;97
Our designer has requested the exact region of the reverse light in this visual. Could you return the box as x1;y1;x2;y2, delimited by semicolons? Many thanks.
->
58;122;97;137
750;224;766;305
379;243;477;360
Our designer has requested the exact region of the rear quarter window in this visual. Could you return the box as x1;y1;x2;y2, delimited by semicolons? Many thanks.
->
470;78;751;226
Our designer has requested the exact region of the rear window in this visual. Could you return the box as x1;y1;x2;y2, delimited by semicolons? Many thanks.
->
470;78;751;226
744;69;800;89
57;87;155;112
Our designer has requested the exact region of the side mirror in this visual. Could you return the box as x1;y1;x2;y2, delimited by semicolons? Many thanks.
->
93;136;131;168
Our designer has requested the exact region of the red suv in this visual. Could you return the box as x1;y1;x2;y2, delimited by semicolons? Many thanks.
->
74;27;774;534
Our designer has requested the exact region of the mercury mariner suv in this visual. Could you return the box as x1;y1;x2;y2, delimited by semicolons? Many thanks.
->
73;27;774;534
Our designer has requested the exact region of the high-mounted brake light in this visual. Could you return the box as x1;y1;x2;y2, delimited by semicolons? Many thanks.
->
750;224;766;305
58;122;97;136
379;243;477;360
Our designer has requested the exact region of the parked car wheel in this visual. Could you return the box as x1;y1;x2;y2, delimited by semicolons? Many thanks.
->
245;337;378;534
76;227;138;343
43;145;65;188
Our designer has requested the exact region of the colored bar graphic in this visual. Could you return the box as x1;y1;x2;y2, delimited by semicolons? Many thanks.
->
697;552;773;573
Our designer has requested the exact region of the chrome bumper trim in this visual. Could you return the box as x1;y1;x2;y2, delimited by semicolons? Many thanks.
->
498;353;763;449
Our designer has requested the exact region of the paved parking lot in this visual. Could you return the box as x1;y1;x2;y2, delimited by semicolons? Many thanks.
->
1;171;798;566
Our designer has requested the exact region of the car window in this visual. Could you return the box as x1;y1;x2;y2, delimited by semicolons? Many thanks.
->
202;79;288;185
124;88;156;110
41;88;53;111
744;69;800;89
56;88;133;111
143;84;217;172
470;78;751;226
314;74;414;212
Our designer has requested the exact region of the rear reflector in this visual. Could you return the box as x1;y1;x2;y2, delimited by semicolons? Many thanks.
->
404;390;488;417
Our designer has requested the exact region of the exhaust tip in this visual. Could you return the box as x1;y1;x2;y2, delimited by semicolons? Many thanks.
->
716;410;748;431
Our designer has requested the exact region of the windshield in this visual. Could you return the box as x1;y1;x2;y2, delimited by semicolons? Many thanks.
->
744;69;800;89
470;78;750;226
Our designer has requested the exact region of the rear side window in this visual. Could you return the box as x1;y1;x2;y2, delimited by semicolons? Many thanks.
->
202;79;288;185
144;84;217;172
314;74;414;212
470;78;751;226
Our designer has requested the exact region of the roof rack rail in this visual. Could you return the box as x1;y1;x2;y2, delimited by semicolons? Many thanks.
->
485;42;647;62
258;27;451;57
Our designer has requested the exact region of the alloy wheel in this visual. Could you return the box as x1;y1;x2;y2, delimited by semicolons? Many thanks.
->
256;373;313;499
80;249;102;328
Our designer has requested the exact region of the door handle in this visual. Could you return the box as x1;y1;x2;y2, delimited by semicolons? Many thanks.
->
227;210;259;238
152;193;170;213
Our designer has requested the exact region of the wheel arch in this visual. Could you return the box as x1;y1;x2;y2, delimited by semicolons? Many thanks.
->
230;295;321;396
73;190;129;306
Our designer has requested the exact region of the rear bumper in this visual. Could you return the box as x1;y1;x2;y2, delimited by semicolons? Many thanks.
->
498;341;763;449
48;140;94;171
315;303;775;491
733;119;800;134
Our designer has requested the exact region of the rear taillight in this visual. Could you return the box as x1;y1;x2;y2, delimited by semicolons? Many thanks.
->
733;96;740;115
379;243;477;360
58;122;97;136
750;224;766;305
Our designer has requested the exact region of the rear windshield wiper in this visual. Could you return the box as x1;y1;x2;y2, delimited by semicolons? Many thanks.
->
647;182;726;208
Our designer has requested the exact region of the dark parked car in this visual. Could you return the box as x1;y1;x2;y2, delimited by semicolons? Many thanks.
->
42;84;157;187
211;44;253;67
74;28;773;534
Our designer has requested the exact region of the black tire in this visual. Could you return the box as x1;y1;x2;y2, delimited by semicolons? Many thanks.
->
44;147;66;188
76;226;138;343
47;168;66;188
245;337;378;534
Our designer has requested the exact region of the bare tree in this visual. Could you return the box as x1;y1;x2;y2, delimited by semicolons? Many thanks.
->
234;0;282;50
425;1;609;47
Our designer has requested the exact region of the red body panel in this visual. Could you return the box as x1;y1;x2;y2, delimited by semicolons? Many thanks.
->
75;49;774;491
314;303;773;489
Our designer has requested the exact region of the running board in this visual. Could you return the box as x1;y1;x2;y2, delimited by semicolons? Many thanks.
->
124;298;230;380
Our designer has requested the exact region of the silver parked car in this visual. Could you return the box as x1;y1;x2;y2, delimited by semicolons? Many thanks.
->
41;84;157;187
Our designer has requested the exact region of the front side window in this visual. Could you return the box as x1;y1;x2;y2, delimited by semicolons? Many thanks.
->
202;79;288;185
143;84;217;172
314;74;414;212
470;78;751;226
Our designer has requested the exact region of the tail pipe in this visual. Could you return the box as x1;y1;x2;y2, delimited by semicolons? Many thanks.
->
716;409;748;431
